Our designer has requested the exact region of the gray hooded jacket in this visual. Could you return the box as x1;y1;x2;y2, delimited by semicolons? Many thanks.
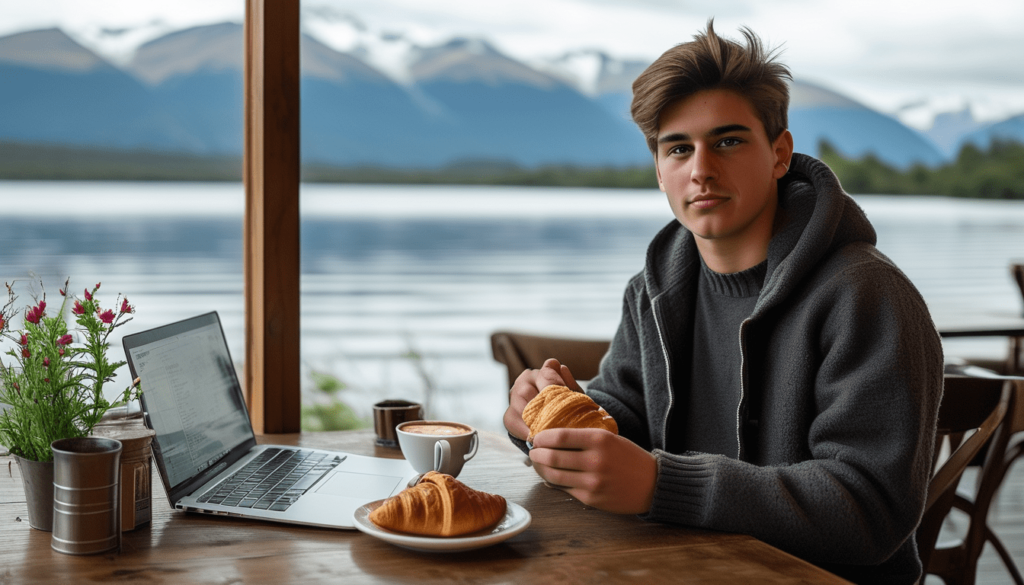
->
586;153;944;584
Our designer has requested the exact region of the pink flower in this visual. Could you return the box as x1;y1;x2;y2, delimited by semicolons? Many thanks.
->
25;301;45;324
43;357;50;367
59;348;65;356
19;333;27;345
84;288;92;301
120;298;131;314
57;334;72;346
59;288;65;296
99;309;115;324
94;283;101;290
22;348;30;358
0;317;4;330
72;301;85;315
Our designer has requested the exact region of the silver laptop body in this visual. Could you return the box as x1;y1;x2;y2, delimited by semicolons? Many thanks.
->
123;312;417;529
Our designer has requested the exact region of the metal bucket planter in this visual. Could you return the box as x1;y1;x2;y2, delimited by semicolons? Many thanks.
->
14;455;55;531
51;437;122;555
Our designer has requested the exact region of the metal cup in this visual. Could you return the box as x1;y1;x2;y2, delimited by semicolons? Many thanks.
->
373;400;423;447
51;437;122;555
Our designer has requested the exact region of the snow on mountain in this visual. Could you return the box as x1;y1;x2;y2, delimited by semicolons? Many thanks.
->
61;20;185;68
301;7;421;85
532;49;606;95
409;37;560;89
128;22;243;86
0;28;113;72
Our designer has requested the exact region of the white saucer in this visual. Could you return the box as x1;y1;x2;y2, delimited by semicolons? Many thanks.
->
352;500;531;552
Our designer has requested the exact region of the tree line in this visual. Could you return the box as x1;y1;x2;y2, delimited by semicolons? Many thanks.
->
819;139;1024;199
2;138;1022;199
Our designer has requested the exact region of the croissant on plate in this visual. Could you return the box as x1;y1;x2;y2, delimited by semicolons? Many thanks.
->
368;471;507;537
522;384;618;443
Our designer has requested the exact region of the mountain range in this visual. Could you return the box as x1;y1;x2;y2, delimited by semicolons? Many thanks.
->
1;23;1021;170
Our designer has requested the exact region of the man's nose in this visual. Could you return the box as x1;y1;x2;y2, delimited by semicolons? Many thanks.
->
690;146;716;184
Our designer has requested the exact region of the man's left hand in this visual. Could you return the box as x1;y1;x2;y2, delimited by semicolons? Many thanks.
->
529;428;657;515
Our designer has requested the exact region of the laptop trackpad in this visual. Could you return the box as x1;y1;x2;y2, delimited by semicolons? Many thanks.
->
316;471;404;500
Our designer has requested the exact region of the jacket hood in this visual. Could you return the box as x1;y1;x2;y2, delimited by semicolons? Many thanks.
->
643;152;876;311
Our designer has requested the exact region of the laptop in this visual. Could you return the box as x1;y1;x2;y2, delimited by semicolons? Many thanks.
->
122;311;418;529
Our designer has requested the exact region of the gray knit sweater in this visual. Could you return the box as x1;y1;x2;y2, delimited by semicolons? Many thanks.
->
585;153;943;585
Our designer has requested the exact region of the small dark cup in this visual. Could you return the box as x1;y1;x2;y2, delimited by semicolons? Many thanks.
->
373;400;424;447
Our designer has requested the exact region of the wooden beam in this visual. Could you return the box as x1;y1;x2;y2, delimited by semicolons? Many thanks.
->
243;0;301;433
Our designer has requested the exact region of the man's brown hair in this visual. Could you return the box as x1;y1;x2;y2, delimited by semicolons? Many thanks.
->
631;20;791;154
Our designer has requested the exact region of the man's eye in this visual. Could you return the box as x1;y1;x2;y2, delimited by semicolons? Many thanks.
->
668;145;691;155
718;137;742;147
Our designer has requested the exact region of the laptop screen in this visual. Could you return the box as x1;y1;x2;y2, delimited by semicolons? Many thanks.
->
124;312;254;492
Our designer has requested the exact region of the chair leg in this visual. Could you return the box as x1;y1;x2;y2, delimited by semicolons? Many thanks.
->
927;545;968;585
984;526;1024;585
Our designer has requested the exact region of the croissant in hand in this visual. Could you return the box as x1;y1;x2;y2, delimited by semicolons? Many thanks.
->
522;384;618;443
368;471;506;537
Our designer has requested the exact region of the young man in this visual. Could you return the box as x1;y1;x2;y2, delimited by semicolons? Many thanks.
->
503;22;943;585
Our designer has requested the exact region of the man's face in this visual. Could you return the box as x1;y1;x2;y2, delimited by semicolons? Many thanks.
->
655;89;791;252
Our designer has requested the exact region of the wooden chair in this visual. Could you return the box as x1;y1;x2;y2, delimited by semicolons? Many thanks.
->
490;331;610;389
1010;263;1024;374
927;367;1024;585
918;374;1012;584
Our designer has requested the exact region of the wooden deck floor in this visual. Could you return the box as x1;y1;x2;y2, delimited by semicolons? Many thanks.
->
928;462;1024;584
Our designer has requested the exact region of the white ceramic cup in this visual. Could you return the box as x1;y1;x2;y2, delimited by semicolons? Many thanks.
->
396;420;479;477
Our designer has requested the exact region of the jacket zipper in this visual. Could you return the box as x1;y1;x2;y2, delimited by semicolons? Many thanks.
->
735;317;752;460
652;295;675;450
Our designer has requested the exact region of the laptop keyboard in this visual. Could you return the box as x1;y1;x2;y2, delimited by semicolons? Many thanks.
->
197;448;344;512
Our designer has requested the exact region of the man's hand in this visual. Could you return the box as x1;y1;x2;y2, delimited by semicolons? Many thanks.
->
529;428;657;515
503;358;581;440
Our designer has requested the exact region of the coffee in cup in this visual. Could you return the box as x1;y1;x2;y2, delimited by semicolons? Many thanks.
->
397;420;478;477
400;422;470;436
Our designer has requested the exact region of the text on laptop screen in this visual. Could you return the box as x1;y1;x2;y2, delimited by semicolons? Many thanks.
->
127;321;252;488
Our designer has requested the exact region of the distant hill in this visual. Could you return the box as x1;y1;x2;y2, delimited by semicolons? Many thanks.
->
959;114;1024;154
788;80;946;168
924;108;986;158
0;29;199;152
406;38;647;167
0;23;1018;171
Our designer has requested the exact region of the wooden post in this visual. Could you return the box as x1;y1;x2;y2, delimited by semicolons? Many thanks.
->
243;0;301;433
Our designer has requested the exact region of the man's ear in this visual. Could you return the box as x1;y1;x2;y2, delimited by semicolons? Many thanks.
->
772;130;794;179
654;155;665;192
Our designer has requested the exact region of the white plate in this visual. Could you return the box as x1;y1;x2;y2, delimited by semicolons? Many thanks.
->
352;500;531;552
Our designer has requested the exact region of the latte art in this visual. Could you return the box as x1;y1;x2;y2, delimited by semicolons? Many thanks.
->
401;423;470;436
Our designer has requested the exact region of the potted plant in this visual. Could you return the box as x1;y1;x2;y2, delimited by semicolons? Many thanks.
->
0;279;140;531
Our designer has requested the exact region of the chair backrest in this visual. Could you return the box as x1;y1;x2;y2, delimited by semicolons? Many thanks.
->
490;331;610;390
1012;263;1024;304
917;374;1010;573
1011;263;1024;374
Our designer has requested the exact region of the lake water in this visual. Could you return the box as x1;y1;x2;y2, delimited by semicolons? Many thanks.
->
2;181;1023;434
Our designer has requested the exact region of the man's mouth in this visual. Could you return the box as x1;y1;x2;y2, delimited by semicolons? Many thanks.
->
687;194;727;210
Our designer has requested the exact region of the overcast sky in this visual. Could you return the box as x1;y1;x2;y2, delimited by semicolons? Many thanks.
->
5;0;1023;128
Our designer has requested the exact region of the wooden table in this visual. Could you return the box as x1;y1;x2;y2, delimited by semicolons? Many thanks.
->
935;312;1024;339
1;430;849;584
934;311;1024;373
